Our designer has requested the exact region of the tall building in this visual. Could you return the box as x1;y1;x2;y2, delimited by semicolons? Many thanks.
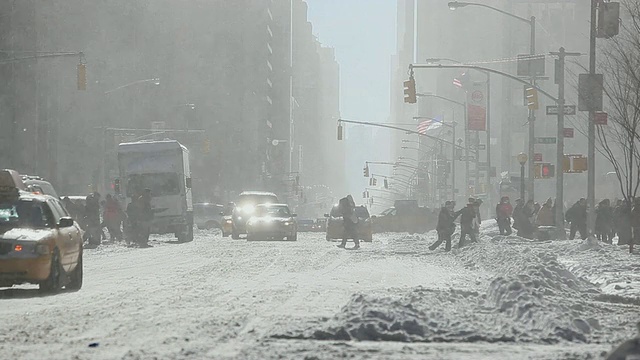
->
0;0;341;204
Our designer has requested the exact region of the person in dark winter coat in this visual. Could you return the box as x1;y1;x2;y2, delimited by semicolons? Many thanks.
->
429;201;459;251
496;196;513;235
457;200;478;248
566;198;587;240
84;192;102;245
337;195;359;249
595;199;614;244
630;198;640;253
516;200;536;239
536;198;554;227
512;199;524;231
614;199;632;246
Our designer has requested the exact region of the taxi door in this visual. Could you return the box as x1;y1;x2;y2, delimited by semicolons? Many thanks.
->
46;199;79;271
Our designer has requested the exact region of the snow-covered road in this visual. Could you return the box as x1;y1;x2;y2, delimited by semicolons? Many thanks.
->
1;223;638;359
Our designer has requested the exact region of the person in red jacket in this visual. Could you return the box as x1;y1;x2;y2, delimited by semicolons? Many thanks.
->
496;196;513;235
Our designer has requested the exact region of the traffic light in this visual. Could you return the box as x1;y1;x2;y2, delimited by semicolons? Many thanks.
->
384;179;388;189
403;76;417;104
369;177;374;186
534;163;542;179
372;177;377;186
77;63;86;90
525;86;538;110
541;163;555;178
563;155;571;173
573;157;588;172
114;178;121;194
337;123;343;140
363;165;370;177
597;2;620;39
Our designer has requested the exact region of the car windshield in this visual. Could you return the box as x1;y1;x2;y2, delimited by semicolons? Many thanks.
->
237;194;278;207
0;199;51;229
255;205;290;217
127;173;180;196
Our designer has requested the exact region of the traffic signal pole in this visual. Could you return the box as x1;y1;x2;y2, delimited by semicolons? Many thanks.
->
551;47;581;239
587;0;597;236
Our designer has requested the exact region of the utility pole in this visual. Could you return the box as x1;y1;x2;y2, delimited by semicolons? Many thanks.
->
551;47;581;239
485;74;491;206
528;15;537;202
587;0;597;235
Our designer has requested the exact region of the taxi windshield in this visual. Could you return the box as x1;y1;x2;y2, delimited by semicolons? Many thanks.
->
0;200;50;229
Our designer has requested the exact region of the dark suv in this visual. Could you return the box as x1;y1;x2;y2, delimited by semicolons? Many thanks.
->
231;191;279;239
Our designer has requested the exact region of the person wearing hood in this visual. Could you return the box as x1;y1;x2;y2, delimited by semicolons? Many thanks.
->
429;201;459;251
595;199;614;244
337;195;360;250
516;200;536;239
495;196;513;235
512;199;524;231
536;198;554;227
614;199;632;246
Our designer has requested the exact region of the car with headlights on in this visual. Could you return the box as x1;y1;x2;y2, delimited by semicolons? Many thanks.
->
0;184;83;293
325;204;372;242
231;191;279;239
246;204;297;241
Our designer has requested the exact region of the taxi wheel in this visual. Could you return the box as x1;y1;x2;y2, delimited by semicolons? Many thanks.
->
39;249;62;293
67;250;83;291
289;234;297;241
231;228;240;240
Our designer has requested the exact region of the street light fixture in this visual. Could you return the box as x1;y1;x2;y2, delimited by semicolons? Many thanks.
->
517;152;528;201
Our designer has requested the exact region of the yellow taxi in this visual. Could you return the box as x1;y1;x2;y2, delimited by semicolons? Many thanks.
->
0;170;83;293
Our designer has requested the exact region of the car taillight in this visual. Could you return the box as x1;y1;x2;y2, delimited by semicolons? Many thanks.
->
14;245;23;252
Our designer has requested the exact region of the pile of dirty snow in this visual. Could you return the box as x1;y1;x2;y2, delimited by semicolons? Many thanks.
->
273;222;639;345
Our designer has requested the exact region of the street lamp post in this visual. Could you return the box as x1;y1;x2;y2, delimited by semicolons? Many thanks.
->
448;1;536;201
517;153;528;202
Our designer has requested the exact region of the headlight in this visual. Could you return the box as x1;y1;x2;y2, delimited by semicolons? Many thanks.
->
283;221;291;226
225;219;232;224
240;205;255;214
35;244;49;255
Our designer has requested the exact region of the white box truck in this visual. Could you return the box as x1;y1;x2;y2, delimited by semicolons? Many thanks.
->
117;140;194;242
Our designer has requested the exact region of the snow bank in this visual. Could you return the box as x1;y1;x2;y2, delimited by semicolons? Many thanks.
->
274;222;639;345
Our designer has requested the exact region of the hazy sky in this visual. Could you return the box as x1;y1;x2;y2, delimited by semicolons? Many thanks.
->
305;0;396;124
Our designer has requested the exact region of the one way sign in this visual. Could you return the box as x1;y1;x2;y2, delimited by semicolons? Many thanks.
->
546;105;576;116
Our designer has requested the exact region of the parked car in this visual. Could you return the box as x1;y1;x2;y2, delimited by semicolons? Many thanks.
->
231;191;279;239
325;204;372;242
0;182;83;293
246;203;297;241
21;175;59;199
194;203;224;230
297;219;316;232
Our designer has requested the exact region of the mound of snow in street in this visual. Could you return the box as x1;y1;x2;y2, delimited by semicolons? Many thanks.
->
274;221;639;345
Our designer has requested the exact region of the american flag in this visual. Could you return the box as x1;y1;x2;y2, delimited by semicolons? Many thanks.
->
453;72;466;88
417;119;442;134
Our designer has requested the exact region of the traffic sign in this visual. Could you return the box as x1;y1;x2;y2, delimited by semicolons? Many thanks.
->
535;137;557;144
563;128;574;138
595;112;608;125
546;105;576;115
459;156;476;161
478;144;486;150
